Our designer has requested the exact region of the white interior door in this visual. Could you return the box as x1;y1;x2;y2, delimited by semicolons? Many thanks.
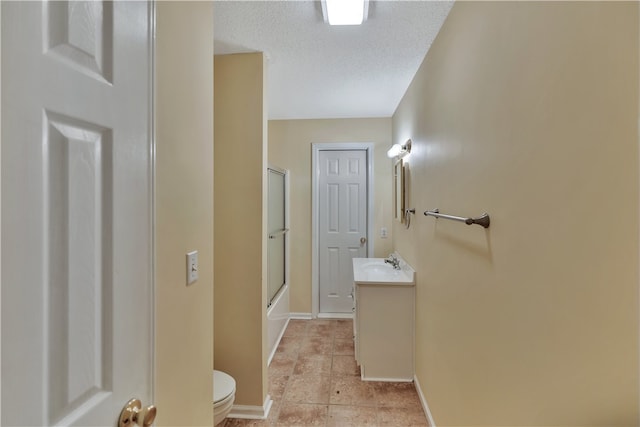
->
1;1;154;426
318;150;368;314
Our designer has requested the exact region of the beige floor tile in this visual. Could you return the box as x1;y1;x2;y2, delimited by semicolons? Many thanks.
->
299;336;333;355
267;320;429;426
276;336;301;354
283;374;331;404
330;375;376;406
335;320;354;339
294;354;332;376
307;319;336;327
222;417;270;427
269;352;297;376
327;405;378;427
276;402;328;426
306;320;336;338
377;406;429;426
332;355;360;376
333;338;355;356
268;375;289;400
373;381;422;408
283;320;308;337
265;401;280;425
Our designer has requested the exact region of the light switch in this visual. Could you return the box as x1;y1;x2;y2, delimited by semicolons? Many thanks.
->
380;227;388;239
186;251;198;285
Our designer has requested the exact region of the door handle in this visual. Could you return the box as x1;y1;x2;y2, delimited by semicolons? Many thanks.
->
360;237;367;245
119;398;157;427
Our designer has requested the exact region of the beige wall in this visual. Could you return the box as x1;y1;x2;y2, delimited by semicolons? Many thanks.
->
269;119;393;314
392;1;639;425
156;2;214;426
214;53;268;407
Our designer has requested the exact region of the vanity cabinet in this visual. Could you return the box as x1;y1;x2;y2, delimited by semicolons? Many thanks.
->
354;282;415;381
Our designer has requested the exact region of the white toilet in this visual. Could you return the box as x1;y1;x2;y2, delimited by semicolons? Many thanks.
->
213;370;236;426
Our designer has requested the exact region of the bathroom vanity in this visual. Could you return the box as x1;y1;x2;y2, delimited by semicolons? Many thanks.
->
352;257;415;381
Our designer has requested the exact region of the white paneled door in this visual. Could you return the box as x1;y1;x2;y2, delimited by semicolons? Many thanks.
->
318;150;368;314
2;1;154;426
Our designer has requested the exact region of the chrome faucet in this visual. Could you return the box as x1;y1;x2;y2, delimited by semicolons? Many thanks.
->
384;254;401;270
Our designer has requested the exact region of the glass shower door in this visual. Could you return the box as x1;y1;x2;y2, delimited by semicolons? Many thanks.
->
267;168;286;306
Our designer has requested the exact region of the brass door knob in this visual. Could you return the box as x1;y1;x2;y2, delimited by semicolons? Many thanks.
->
119;398;157;427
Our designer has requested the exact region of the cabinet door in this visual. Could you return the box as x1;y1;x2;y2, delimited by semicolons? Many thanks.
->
357;285;414;381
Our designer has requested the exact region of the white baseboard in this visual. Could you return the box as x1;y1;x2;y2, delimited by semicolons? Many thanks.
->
289;312;313;319
229;394;273;420
414;374;436;427
317;312;353;319
289;312;354;320
362;376;413;382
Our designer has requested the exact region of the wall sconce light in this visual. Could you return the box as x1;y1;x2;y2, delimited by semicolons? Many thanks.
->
387;139;412;159
321;0;369;26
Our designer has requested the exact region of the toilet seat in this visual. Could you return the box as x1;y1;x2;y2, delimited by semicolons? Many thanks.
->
213;370;236;426
214;370;236;404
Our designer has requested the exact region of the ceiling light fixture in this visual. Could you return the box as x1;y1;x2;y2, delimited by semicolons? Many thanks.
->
387;139;412;159
321;0;369;26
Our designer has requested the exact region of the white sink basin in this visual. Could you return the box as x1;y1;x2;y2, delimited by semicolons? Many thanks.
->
352;257;415;285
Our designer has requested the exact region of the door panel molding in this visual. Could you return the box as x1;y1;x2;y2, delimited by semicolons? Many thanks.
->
1;2;155;424
311;143;374;318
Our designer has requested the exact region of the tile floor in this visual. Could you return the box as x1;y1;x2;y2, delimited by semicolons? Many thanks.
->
222;318;429;427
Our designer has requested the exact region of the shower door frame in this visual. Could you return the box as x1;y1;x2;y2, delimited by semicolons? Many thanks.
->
267;165;289;307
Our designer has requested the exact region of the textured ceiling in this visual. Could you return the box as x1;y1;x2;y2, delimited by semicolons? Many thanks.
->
214;1;454;120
